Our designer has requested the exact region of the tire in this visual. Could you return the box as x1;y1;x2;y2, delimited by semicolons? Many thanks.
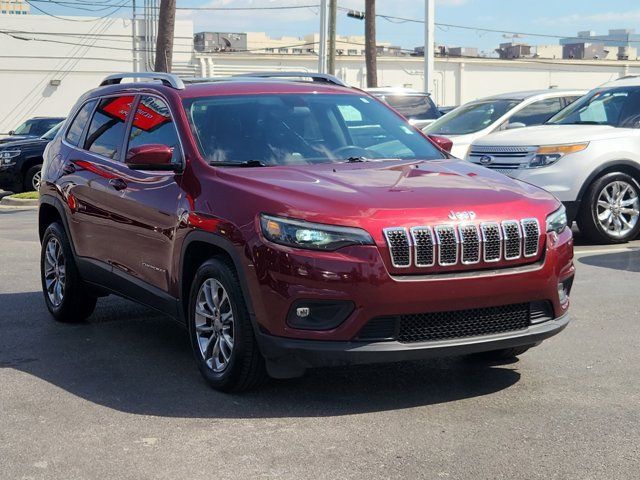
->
577;172;640;244
24;164;43;192
474;345;533;361
188;257;268;392
41;222;97;323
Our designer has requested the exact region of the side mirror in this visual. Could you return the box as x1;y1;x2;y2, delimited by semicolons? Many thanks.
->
427;134;453;153
8;130;15;136
506;122;526;130
125;144;177;171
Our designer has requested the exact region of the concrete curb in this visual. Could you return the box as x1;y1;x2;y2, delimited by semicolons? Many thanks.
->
0;196;38;207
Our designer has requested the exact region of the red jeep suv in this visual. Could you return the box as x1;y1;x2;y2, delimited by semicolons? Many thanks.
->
38;72;574;391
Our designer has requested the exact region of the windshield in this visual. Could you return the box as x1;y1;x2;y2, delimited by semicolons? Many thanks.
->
183;93;444;166
548;87;640;127
379;94;440;120
423;99;521;135
41;122;63;140
13;120;36;135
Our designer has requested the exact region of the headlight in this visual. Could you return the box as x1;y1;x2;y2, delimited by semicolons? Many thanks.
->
260;214;374;251
0;150;21;164
546;205;568;234
528;143;588;168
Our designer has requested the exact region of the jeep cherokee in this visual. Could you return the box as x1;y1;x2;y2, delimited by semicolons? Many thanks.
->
38;72;574;391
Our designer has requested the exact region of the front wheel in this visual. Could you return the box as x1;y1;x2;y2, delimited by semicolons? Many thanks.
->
188;258;267;392
577;172;640;244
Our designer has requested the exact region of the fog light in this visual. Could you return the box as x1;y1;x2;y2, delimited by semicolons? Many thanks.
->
287;300;355;330
557;275;574;307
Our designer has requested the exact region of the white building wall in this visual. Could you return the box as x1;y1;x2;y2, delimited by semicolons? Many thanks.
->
198;54;640;107
0;14;193;133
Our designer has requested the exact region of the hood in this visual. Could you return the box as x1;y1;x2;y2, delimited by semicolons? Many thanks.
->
473;124;628;147
0;137;48;150
0;135;37;145
216;159;559;227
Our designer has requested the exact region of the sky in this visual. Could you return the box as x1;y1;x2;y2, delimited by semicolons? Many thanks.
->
31;0;640;55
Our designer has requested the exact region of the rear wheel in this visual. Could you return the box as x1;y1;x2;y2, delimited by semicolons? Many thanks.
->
577;172;640;244
41;222;97;323
24;164;43;192
188;258;268;392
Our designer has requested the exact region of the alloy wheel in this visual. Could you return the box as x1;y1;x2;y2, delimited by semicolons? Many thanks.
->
43;237;66;307
32;170;42;190
596;180;640;239
194;278;235;373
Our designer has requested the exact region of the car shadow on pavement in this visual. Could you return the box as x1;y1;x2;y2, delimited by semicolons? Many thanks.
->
578;249;640;273
1;291;521;418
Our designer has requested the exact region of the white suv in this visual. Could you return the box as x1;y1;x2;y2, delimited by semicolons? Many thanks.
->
423;89;586;159
468;77;640;244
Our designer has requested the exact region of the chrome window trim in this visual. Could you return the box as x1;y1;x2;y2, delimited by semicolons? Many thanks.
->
480;222;502;263
410;226;435;267
458;223;481;265
383;227;412;269
434;225;459;266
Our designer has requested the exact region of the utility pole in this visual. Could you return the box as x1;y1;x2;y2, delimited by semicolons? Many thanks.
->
318;0;329;73
154;0;176;73
424;0;435;93
327;0;337;75
364;0;377;87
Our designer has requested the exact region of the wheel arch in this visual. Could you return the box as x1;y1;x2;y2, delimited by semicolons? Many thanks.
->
20;155;44;176
577;160;640;203
179;231;257;326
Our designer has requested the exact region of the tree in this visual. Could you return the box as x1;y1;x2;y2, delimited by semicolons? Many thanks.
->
364;0;377;87
154;0;176;73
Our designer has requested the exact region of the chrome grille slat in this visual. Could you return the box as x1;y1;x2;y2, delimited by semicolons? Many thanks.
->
502;221;522;260
521;218;540;257
459;224;481;265
410;227;435;267
481;222;502;263
383;228;411;268
384;218;541;269
434;225;459;266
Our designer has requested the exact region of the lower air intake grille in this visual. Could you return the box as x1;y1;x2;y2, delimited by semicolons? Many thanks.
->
397;303;530;343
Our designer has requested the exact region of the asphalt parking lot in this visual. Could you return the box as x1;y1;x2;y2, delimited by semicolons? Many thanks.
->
1;207;639;480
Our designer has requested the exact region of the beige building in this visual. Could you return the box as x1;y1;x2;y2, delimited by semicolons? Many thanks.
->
0;0;29;14
246;32;392;56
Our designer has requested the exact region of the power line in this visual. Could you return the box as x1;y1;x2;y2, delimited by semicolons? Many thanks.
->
23;0;133;22
8;0;319;11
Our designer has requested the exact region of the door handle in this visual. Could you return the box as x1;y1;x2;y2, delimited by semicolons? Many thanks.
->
61;163;76;175
108;178;128;191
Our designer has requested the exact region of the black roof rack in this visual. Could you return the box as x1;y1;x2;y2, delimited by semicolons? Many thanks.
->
100;72;185;90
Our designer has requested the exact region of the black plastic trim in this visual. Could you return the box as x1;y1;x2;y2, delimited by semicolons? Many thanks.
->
256;312;570;369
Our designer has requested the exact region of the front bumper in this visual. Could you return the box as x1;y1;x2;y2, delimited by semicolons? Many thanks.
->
258;312;569;371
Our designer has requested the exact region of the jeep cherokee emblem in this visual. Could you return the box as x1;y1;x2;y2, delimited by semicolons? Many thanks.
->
448;210;477;221
479;155;493;165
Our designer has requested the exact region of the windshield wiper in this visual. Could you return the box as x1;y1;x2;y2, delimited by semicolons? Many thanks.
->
208;160;268;168
567;121;606;125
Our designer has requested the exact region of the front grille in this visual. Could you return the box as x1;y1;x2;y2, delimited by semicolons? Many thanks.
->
384;218;541;270
356;302;555;342
384;228;411;268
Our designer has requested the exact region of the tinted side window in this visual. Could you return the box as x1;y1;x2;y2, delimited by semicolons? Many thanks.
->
84;96;134;160
127;96;182;164
510;98;564;126
66;100;97;146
